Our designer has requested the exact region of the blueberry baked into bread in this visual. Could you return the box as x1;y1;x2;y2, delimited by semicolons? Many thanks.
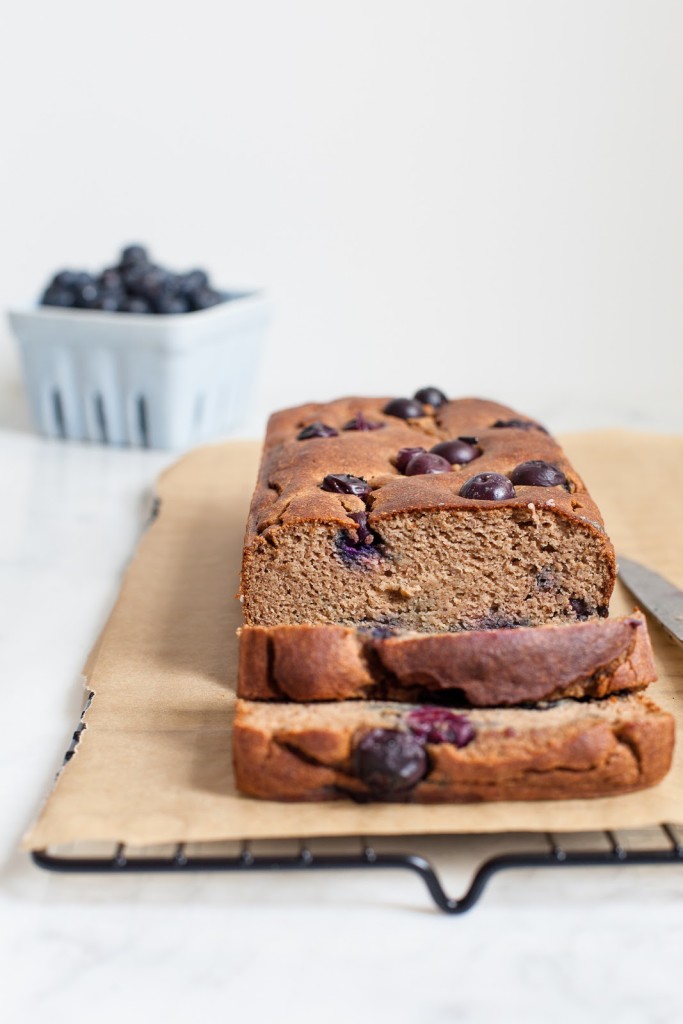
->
233;695;674;803
239;394;616;631
234;390;673;803
237;612;656;706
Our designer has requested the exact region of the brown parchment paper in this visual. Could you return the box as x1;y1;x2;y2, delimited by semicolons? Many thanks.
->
23;431;683;849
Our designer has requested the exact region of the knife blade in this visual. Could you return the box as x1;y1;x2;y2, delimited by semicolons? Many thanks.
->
618;556;683;647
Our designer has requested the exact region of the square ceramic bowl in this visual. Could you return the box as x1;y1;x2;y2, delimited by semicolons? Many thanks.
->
8;289;271;449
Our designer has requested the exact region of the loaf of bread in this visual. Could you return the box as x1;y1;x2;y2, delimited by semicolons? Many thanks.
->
240;396;616;632
233;694;674;803
237;611;656;705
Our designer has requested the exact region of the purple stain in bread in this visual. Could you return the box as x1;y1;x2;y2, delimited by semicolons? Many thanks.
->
570;598;592;620
353;729;427;793
406;706;475;748
335;512;382;566
342;411;384;431
492;418;549;434
598;605;609;618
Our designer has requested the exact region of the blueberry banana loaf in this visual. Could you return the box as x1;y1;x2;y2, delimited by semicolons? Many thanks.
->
237;611;656;705
239;393;616;631
232;695;674;803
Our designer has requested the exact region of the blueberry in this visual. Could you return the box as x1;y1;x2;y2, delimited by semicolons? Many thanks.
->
347;510;375;545
189;287;223;311
121;296;153;314
73;281;100;308
93;292;122;312
50;270;81;289
120;244;149;267
414;386;447;408
297;422;339;440
41;286;76;308
155;294;189;315
430;439;481;465
395;446;426;473
383;397;425;419
178;269;209;294
353;729;427;793
405;452;451;476
570;598;592;620
492;418;549;434
321;473;371;497
98;268;124;292
136;266;172;300
406;707;475;747
510;460;567;487
342;412;384;431
460;472;516;500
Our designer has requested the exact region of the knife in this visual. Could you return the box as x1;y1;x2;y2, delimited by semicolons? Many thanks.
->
618;556;683;647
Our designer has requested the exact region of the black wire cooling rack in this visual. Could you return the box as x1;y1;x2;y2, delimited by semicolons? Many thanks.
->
31;696;683;913
31;825;683;914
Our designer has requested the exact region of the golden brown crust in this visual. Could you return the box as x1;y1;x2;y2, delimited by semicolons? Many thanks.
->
243;396;609;543
239;396;617;628
237;612;656;705
232;695;675;803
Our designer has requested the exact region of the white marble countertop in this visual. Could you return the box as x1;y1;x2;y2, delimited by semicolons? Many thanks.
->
3;357;683;1023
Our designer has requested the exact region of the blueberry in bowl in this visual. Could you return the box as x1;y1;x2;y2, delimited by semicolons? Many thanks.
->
8;244;270;448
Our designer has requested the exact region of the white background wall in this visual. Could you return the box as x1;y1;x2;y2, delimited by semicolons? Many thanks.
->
1;0;682;437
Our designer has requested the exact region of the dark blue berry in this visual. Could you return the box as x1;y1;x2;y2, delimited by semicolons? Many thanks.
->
342;412;384;431
395;447;426;472
406;707;475;747
155;294;189;315
510;460;567;487
98;268;124;292
492;418;549;434
121;296;153;314
298;422;339;440
414;386;447;408
347;510;375;546
404;452;451;475
321;473;371;497
50;270;81;289
73;281;100;308
120;244;149;267
460;473;516;501
190;287;223;311
179;269;209;294
384;398;425;419
570;598;592;620
93;292;122;312
41;286;76;308
430;439;481;465
353;729;427;793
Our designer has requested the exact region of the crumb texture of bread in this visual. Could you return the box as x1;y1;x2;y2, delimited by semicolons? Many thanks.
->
240;397;616;630
237;612;656;705
232;695;674;803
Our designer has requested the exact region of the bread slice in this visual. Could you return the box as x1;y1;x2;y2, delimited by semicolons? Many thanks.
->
233;694;674;802
238;611;656;706
240;397;616;631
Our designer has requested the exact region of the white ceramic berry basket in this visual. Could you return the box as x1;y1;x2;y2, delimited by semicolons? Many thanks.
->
8;289;271;449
